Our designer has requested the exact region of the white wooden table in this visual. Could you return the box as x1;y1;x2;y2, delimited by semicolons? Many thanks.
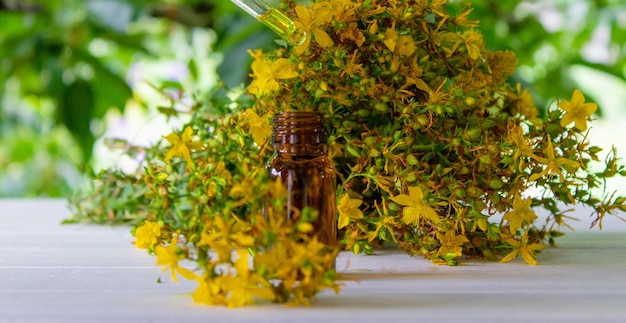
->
1;199;626;322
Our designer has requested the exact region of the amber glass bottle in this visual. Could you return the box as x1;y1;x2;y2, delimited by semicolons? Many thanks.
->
268;111;337;246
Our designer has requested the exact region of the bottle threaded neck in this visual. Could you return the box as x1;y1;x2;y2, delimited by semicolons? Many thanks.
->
272;111;327;148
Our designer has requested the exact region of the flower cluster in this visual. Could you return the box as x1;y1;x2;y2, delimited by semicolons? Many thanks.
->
69;0;626;309
248;0;626;265
144;97;341;307
72;86;340;307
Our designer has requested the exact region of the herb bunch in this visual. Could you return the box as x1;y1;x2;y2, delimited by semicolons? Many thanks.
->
70;86;340;307
248;0;626;265
70;0;626;308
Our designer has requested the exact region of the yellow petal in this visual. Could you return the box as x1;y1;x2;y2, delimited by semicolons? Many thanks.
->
181;147;193;166
293;20;311;55
529;243;545;252
520;250;537;266
339;193;351;205
338;213;349;229
264;79;280;93
412;77;432;93
345;198;362;209
422;205;440;222
390;193;414;207
295;32;312;54
170;269;179;283
163;133;181;145
272;59;298;79
571;89;585;105
188;141;203;150
164;146;179;162
401;206;420;225
559;112;575;127
528;172;542;182
232;234;255;246
247;78;264;95
234;249;250;278
557;157;580;170
408;186;424;201
252;286;275;301
295;5;311;24
313;28;334;48
504;237;520;246
384;27;397;51
574;118;588;131
177;267;200;281
582;102;598;115
251;60;272;78
181;126;194;142
396;36;416;56
347;208;364;220
500;250;519;263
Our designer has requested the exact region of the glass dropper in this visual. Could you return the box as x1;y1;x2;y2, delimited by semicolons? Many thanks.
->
230;0;306;46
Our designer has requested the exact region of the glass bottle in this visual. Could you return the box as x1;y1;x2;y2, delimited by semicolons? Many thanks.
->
268;111;336;246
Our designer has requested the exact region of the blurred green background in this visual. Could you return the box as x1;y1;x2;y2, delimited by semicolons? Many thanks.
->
0;0;625;197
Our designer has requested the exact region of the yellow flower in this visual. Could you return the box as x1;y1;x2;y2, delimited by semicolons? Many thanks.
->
134;220;160;249
293;4;334;54
502;194;538;232
163;126;203;168
248;57;298;96
436;230;469;257
198;217;254;262
513;83;541;126
339;50;365;78
271;237;340;304
395;35;416;57
448;30;483;60
155;237;198;283
529;135;580;182
192;278;224;306
390;186;439;225
339;22;365;47
192;249;273;308
507;125;539;171
461;30;483;60
500;230;545;266
244;110;271;147
316;0;357;23
558;89;598;131
383;23;398;52
337;193;363;229
369;199;399;243
452;7;479;27
430;0;449;17
222;249;274;308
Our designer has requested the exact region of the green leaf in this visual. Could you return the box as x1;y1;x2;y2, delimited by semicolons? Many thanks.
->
72;49;132;118
57;79;96;163
0;12;29;38
188;58;199;81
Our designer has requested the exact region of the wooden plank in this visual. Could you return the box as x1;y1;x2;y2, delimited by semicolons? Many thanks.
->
1;199;625;322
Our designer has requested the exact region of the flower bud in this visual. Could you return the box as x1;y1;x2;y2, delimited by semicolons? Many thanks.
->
464;128;481;141
406;154;418;165
467;185;482;197
489;178;504;189
416;114;429;126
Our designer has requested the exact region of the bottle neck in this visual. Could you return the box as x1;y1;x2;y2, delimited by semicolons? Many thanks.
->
274;145;326;157
272;111;327;157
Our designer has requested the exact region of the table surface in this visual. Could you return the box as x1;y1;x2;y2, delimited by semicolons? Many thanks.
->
1;199;626;322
